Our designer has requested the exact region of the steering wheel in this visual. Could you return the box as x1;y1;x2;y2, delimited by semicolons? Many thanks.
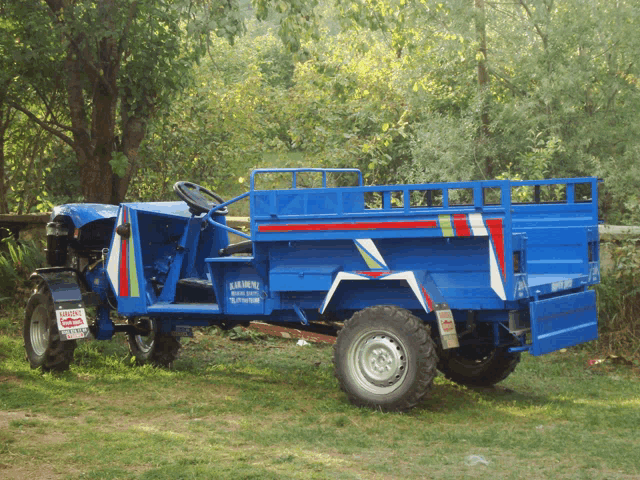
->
173;181;228;216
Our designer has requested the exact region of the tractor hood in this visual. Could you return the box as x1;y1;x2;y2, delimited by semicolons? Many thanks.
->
51;202;194;229
51;204;119;229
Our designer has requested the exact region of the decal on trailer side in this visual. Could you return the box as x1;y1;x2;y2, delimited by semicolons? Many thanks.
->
229;280;262;305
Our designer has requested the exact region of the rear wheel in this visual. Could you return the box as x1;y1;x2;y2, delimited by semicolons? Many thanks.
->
127;318;180;368
334;305;437;412
437;343;520;387
24;290;76;371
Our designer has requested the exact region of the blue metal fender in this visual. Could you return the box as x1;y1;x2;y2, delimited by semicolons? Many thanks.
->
30;267;116;340
29;268;91;341
30;267;87;305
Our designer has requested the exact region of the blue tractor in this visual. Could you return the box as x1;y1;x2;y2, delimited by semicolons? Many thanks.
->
24;168;601;411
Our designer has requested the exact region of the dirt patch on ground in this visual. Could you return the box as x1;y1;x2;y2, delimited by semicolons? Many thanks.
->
0;410;69;480
247;322;337;344
0;410;33;430
0;464;64;480
0;375;22;385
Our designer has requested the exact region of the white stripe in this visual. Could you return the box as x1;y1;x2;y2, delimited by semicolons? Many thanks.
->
354;238;388;269
383;271;429;312
470;213;504;299
320;270;439;314
106;207;123;296
319;272;369;313
489;242;507;300
468;213;488;236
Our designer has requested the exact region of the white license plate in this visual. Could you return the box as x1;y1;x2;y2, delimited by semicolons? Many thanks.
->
56;308;89;341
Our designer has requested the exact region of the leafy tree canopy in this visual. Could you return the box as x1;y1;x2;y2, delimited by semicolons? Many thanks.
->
1;0;639;224
1;0;246;204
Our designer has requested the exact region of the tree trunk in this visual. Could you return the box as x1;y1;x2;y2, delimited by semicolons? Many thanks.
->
88;82;118;204
0;84;11;214
64;31;121;203
111;87;150;204
0;132;8;214
475;0;493;178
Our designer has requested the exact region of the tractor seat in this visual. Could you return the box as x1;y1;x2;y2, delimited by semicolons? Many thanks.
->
218;240;253;257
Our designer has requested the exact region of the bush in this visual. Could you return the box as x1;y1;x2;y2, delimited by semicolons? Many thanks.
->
596;236;640;358
0;237;45;303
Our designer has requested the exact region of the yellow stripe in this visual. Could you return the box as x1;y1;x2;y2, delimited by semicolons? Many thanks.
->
439;214;454;237
356;244;384;269
128;228;140;297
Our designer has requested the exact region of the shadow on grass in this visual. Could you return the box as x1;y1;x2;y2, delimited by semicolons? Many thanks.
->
2;333;638;432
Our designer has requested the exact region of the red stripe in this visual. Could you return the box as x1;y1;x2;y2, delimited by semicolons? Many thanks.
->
485;218;505;280
421;286;434;312
119;209;129;297
259;220;438;233
453;214;471;237
355;271;392;278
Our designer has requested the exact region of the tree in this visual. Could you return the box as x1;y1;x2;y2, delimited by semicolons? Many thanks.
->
2;0;244;204
0;81;13;214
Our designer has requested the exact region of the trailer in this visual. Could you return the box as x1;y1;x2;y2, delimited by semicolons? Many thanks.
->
24;168;601;411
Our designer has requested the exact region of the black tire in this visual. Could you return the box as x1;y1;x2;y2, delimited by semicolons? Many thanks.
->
333;305;438;412
24;291;76;371
437;343;521;387
127;318;180;368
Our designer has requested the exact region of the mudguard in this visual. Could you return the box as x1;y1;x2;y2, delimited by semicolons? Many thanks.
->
29;267;97;341
30;267;86;303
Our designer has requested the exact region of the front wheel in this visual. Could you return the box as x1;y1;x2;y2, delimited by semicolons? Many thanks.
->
333;305;437;412
24;291;76;371
127;318;180;368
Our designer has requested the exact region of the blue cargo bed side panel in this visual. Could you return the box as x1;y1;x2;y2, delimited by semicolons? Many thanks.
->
530;290;597;356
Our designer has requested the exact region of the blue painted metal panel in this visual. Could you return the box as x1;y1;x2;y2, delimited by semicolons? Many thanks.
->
530;290;598;356
224;267;265;315
156;217;201;304
51;203;118;228
102;207;146;315
270;264;342;292
121;201;194;218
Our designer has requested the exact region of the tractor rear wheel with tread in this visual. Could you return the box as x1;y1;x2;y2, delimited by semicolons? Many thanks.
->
127;318;180;368
437;343;520;387
24;290;76;371
334;305;437;412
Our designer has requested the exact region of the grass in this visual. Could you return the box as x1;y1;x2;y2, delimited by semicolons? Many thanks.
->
1;310;639;480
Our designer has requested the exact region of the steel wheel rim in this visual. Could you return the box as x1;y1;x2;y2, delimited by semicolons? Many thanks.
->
134;319;155;354
347;330;408;395
30;305;50;357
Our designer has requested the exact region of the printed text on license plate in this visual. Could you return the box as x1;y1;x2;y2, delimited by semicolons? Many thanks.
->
56;308;88;330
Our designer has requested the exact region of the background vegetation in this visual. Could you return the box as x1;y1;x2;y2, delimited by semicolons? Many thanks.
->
1;0;639;222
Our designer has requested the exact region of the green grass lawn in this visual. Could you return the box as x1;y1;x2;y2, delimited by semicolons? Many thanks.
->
1;314;639;480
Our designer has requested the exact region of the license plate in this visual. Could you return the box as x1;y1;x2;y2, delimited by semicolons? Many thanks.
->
56;308;90;341
172;325;194;337
435;307;459;349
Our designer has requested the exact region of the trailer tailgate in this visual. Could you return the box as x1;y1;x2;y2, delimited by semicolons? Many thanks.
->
529;290;598;356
